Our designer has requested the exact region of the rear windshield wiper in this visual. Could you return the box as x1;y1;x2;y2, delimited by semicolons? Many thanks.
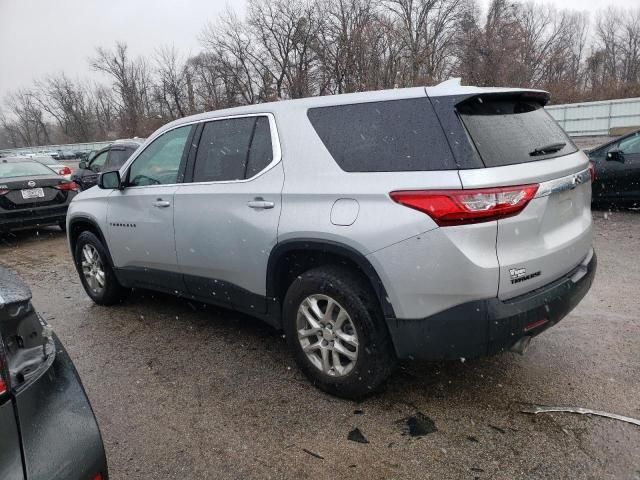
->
529;142;566;156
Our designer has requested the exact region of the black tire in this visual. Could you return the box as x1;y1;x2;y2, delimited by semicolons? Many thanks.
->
74;231;129;305
283;265;396;399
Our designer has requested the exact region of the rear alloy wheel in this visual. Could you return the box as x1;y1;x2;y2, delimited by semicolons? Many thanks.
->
74;231;128;305
297;294;359;377
283;265;396;399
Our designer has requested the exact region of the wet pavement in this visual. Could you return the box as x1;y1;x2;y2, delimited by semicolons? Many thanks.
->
0;211;638;479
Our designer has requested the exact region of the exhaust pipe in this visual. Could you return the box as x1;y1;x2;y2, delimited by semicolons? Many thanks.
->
510;336;532;355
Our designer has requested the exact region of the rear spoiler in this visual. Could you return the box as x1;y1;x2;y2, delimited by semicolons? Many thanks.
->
455;90;551;109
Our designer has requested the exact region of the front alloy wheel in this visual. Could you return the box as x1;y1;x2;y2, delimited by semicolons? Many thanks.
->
297;294;359;377
74;230;128;305
81;244;105;294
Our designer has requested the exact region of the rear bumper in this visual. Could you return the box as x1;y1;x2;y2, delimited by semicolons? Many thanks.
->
0;206;68;231
387;249;597;360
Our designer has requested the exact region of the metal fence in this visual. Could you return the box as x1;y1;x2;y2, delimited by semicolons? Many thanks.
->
0;141;112;158
547;97;640;137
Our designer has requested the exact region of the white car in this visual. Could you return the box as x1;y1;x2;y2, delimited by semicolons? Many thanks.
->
31;155;73;180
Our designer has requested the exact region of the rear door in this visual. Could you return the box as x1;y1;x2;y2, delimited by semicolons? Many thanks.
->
455;93;593;299
174;114;283;313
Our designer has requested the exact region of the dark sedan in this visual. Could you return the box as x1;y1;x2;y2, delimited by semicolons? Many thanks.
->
0;159;78;233
0;268;108;480
588;129;640;207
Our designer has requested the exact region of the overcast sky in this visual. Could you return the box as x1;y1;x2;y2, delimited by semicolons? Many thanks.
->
0;0;634;96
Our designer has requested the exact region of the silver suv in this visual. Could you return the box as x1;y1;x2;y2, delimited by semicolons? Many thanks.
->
67;82;596;398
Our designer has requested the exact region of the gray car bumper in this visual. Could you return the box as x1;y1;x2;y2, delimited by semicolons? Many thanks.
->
386;250;597;361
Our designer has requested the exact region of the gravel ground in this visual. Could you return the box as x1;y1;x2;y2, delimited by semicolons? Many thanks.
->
0;210;639;479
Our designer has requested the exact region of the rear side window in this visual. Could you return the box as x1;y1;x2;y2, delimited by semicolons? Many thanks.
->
193;116;273;182
307;98;455;172
458;96;577;167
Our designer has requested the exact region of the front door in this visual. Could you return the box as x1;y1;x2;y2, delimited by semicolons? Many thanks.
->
77;148;108;190
106;125;193;293
593;132;640;204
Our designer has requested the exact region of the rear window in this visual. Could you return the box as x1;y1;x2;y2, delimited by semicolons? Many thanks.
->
33;156;57;165
307;98;455;172
458;96;577;167
0;161;54;178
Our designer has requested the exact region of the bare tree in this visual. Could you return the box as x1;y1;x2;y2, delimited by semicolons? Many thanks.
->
155;46;191;119
91;43;156;136
2;90;51;147
247;0;322;99
34;74;95;143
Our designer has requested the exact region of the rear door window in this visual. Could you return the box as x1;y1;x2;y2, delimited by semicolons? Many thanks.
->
192;116;273;182
105;148;133;171
307;98;455;172
458;96;577;167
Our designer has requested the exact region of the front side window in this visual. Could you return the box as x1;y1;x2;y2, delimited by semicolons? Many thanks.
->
128;126;191;187
618;133;640;154
192;116;273;183
89;151;108;172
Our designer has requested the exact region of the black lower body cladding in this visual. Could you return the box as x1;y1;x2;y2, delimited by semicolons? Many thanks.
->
387;250;597;361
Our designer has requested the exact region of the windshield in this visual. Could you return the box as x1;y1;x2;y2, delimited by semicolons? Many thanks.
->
0;161;54;178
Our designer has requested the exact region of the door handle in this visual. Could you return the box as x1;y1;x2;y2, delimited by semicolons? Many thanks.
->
247;198;275;209
152;199;171;208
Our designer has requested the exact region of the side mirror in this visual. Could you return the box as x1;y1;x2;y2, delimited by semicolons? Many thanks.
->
99;170;122;190
607;149;624;162
78;160;87;169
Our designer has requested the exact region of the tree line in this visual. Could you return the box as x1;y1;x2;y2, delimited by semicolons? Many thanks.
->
1;0;639;149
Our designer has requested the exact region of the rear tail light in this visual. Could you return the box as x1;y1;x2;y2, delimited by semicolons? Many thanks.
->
390;184;539;226
588;162;596;182
0;347;8;396
58;166;72;176
0;367;6;396
55;181;79;192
